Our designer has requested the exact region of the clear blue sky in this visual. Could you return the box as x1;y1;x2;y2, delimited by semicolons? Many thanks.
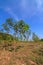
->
0;0;43;38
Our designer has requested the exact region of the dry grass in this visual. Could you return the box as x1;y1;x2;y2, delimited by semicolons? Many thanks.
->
0;41;43;65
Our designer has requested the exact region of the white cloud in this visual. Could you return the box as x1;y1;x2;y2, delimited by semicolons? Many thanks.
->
0;7;19;21
36;0;43;10
20;0;43;19
20;0;28;9
20;0;37;18
20;0;43;11
5;7;19;21
0;0;43;20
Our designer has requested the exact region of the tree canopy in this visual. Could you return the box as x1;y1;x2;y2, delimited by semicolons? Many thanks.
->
0;18;30;41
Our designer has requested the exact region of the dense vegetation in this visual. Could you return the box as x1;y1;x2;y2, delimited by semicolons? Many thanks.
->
0;32;15;40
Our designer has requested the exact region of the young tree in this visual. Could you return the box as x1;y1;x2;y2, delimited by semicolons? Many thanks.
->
32;32;39;42
26;30;31;41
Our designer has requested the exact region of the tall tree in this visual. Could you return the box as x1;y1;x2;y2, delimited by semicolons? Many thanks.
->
13;20;30;41
2;18;30;41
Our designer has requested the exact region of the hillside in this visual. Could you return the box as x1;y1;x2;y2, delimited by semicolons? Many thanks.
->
0;39;43;65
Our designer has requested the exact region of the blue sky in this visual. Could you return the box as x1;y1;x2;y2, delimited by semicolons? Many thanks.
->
0;0;43;38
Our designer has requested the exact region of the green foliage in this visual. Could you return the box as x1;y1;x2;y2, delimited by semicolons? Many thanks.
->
18;20;29;33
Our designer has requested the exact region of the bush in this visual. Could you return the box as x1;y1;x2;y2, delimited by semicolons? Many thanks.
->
32;33;39;42
40;39;43;42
